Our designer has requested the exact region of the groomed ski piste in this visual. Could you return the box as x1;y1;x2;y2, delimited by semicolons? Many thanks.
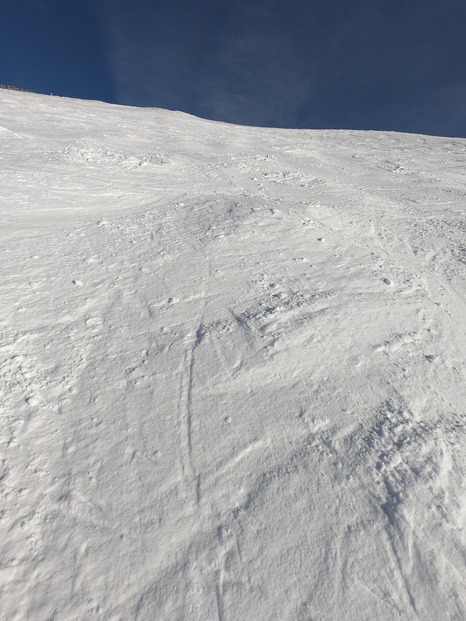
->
1;88;466;620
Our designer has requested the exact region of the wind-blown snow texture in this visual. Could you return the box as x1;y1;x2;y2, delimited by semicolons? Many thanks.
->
1;90;466;620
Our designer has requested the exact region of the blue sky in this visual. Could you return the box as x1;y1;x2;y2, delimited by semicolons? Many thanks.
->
2;0;466;137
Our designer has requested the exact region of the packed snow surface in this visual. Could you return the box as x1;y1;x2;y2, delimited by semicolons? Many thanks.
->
1;90;466;620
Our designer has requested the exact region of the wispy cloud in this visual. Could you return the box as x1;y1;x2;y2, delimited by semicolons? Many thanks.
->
197;4;311;126
100;0;466;135
101;0;319;126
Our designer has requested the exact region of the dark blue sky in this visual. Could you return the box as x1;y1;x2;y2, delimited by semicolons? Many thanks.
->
2;0;466;137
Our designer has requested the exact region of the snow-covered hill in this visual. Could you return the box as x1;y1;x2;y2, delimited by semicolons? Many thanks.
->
1;89;466;620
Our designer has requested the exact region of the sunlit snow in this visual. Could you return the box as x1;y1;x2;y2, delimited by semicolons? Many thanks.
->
1;89;466;620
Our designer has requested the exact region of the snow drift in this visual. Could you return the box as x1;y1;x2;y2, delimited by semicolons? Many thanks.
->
1;89;466;620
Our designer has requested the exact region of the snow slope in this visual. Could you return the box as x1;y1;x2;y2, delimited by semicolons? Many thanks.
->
1;89;466;620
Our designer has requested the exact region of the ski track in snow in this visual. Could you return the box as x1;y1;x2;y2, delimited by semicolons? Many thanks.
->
1;90;466;620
